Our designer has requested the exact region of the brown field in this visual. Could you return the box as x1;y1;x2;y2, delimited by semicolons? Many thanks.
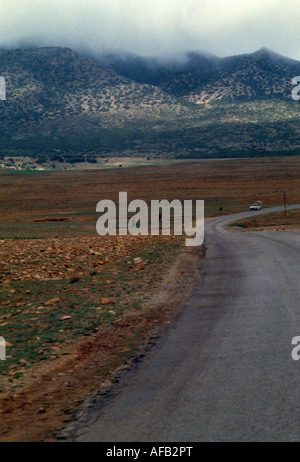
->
1;156;300;441
1;156;300;231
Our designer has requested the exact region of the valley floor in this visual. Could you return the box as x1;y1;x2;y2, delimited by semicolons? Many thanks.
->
1;156;300;440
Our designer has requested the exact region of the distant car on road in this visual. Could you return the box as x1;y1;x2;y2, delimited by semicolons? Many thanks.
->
250;201;262;211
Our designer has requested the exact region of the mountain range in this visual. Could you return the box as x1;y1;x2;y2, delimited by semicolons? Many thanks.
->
0;46;300;163
99;48;300;102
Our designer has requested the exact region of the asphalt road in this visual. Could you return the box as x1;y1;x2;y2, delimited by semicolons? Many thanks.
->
68;205;300;442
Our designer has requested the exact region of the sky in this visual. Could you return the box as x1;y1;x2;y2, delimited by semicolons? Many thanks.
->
0;0;300;60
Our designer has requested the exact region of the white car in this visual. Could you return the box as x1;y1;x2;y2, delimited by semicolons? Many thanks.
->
250;201;262;211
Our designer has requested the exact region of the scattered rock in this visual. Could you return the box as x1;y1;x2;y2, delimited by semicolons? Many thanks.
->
133;257;143;265
60;315;72;321
1;313;13;319
69;276;80;284
100;298;115;306
45;298;60;306
89;249;101;256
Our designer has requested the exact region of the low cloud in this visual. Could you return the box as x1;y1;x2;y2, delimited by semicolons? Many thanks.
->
0;0;299;59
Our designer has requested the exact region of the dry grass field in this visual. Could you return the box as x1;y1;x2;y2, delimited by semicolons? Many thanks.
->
1;156;300;441
1;156;300;229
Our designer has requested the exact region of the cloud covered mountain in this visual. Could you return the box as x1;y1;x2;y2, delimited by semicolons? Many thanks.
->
0;46;300;162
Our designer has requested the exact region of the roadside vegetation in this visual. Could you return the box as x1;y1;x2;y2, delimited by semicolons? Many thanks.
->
229;209;300;231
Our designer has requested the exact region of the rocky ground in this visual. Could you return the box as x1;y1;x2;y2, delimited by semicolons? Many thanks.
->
0;234;203;441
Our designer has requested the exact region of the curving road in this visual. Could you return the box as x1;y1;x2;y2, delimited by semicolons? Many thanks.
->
68;205;300;442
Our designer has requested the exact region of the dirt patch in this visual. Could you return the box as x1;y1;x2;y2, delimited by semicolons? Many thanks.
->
0;245;203;442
